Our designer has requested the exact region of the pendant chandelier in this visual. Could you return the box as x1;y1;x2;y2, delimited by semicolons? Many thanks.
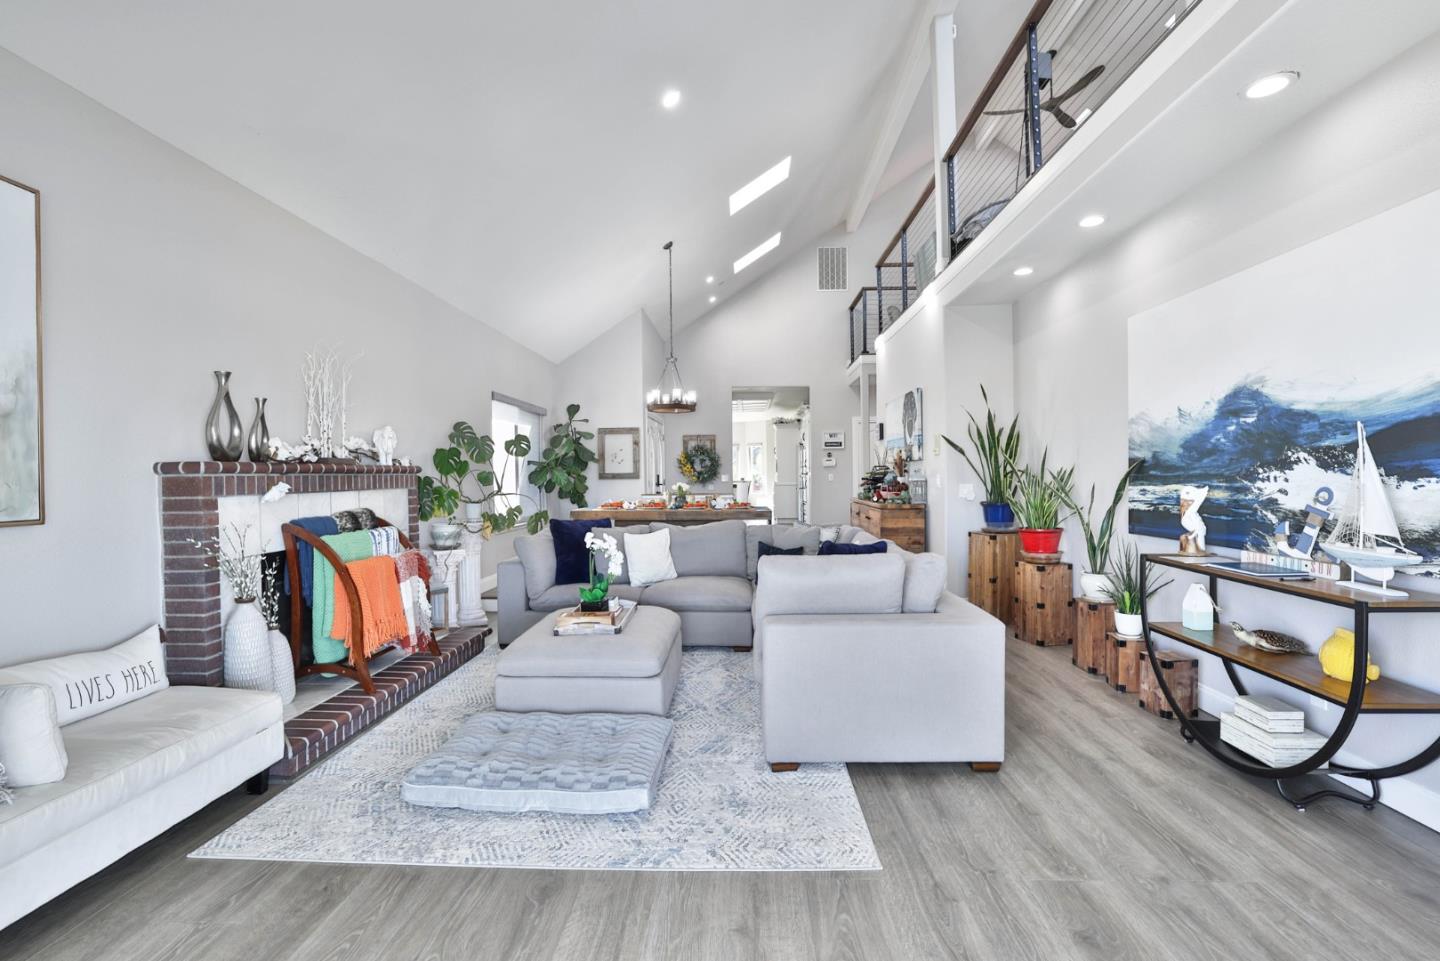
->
646;241;697;414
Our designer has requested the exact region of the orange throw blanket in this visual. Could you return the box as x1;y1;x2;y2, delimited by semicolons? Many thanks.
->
330;556;410;658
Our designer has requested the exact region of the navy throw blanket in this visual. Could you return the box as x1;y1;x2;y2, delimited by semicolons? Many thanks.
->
283;515;340;604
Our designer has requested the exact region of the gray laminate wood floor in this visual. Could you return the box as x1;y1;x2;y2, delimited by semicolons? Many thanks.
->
10;636;1440;961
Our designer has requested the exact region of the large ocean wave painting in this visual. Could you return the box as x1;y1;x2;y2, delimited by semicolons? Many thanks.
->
1126;189;1440;573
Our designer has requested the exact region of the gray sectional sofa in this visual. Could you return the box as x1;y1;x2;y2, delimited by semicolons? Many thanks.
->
498;518;881;648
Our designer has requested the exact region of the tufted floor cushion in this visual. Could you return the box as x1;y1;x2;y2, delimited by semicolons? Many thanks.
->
400;711;673;814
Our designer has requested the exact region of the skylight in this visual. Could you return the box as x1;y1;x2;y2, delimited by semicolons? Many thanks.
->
733;233;782;274
729;157;792;215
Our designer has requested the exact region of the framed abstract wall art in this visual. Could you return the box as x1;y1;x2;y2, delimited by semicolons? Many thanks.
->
0;174;43;527
1127;191;1440;570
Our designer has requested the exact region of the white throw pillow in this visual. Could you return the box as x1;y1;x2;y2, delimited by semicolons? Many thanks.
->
0;625;169;726
625;528;678;587
0;683;69;787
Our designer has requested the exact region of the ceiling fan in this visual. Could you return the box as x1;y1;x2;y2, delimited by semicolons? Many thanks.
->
983;51;1105;129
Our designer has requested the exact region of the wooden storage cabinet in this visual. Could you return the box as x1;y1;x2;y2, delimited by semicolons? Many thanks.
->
850;499;926;552
967;531;1017;625
1011;561;1074;647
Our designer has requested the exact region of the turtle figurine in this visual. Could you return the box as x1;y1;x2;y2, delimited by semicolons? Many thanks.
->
1230;621;1308;654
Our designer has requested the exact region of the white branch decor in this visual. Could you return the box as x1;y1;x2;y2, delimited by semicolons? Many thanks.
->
301;347;361;459
189;523;265;603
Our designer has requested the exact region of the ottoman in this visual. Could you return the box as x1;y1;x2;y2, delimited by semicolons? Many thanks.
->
495;607;682;715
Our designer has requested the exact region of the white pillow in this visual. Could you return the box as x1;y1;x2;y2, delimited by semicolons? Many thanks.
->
0;625;169;726
0;683;69;787
625;528;678;587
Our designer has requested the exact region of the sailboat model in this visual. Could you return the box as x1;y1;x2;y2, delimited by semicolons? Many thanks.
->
1320;421;1423;596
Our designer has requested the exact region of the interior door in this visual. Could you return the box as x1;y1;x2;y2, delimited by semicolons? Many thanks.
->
644;414;665;493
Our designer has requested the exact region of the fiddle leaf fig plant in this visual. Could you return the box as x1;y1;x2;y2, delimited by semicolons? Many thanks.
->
528;404;596;509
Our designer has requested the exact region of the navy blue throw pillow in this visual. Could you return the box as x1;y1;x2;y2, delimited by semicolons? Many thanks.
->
755;541;804;582
818;539;887;555
550;518;613;585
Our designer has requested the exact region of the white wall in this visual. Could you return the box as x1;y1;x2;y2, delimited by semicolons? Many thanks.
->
667;168;931;525
0;48;557;666
552;311;655;510
1013;32;1440;829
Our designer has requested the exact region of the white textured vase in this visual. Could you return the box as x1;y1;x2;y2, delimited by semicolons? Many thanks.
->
1114;612;1144;638
1079;572;1111;601
268;628;296;704
224;601;273;691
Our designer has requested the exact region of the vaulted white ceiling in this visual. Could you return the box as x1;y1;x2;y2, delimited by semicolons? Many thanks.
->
0;0;956;361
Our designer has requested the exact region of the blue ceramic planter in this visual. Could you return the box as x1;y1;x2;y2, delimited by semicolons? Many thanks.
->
981;501;1015;528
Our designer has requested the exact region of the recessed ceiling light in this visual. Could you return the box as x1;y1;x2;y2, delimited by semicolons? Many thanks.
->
1012;266;1034;277
661;89;682;110
705;275;715;284
1243;71;1298;100
734;232;782;274
729;156;792;216
1078;213;1106;229
1074;107;1092;125
708;295;717;303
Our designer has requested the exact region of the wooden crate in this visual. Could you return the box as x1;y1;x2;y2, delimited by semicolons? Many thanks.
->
1073;600;1114;675
1108;632;1148;693
1011;560;1074;647
1138;648;1199;719
967;530;1018;625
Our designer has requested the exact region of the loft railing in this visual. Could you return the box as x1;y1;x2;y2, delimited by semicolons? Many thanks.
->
943;0;1197;260
846;0;1198;366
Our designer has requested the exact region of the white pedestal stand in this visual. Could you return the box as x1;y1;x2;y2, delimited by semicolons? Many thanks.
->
426;548;466;630
457;528;489;627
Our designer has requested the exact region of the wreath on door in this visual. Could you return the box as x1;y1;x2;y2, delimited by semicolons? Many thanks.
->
677;443;720;485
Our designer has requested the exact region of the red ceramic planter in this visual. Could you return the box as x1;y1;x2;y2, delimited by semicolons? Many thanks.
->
1018;528;1063;554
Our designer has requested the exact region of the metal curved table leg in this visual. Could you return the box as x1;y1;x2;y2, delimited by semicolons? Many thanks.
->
1139;559;1374;789
1276;776;1380;812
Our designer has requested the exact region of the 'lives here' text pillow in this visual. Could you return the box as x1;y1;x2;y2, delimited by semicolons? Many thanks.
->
0;625;170;726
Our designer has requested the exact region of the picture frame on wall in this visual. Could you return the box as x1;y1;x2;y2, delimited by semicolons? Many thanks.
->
682;434;717;454
0;174;43;527
597;427;641;480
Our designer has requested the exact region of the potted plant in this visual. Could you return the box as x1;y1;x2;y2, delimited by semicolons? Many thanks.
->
1010;451;1075;555
1100;540;1173;637
669;481;690;509
943;385;1020;529
579;529;625;612
1064;459;1144;599
417;405;597;547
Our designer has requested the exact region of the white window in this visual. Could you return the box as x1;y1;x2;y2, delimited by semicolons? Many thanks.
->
491;394;546;517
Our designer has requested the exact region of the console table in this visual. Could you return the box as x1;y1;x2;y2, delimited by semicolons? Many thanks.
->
1140;553;1440;811
569;506;772;526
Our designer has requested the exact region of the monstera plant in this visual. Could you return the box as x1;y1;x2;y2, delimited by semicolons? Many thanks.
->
417;404;596;539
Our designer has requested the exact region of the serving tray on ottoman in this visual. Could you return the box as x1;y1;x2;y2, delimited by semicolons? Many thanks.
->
401;711;674;814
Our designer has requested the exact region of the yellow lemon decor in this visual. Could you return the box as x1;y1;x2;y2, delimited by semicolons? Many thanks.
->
1318;627;1380;683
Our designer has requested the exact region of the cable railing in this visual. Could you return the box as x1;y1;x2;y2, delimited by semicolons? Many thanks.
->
944;0;1197;260
845;0;1198;365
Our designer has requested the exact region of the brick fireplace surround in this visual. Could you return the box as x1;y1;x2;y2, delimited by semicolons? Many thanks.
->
155;460;485;778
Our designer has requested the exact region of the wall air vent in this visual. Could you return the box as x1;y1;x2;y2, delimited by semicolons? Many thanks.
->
817;247;847;291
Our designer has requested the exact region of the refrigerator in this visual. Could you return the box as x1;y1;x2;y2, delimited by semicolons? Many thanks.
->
769;421;802;523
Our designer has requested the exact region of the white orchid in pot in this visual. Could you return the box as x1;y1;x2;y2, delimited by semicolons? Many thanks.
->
580;530;625;612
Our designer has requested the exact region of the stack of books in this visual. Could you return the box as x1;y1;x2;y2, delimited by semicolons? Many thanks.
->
1220;694;1327;767
553;598;638;636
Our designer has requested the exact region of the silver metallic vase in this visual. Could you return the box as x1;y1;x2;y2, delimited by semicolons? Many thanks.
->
205;370;244;461
246;397;270;462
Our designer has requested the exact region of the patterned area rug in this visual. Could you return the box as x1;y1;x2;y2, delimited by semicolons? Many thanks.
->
191;647;880;871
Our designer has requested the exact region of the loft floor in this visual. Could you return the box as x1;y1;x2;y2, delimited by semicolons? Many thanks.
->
9;637;1440;960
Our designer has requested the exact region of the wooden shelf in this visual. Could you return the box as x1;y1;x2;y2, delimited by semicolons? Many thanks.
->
1145;554;1440;611
1147;621;1440;714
